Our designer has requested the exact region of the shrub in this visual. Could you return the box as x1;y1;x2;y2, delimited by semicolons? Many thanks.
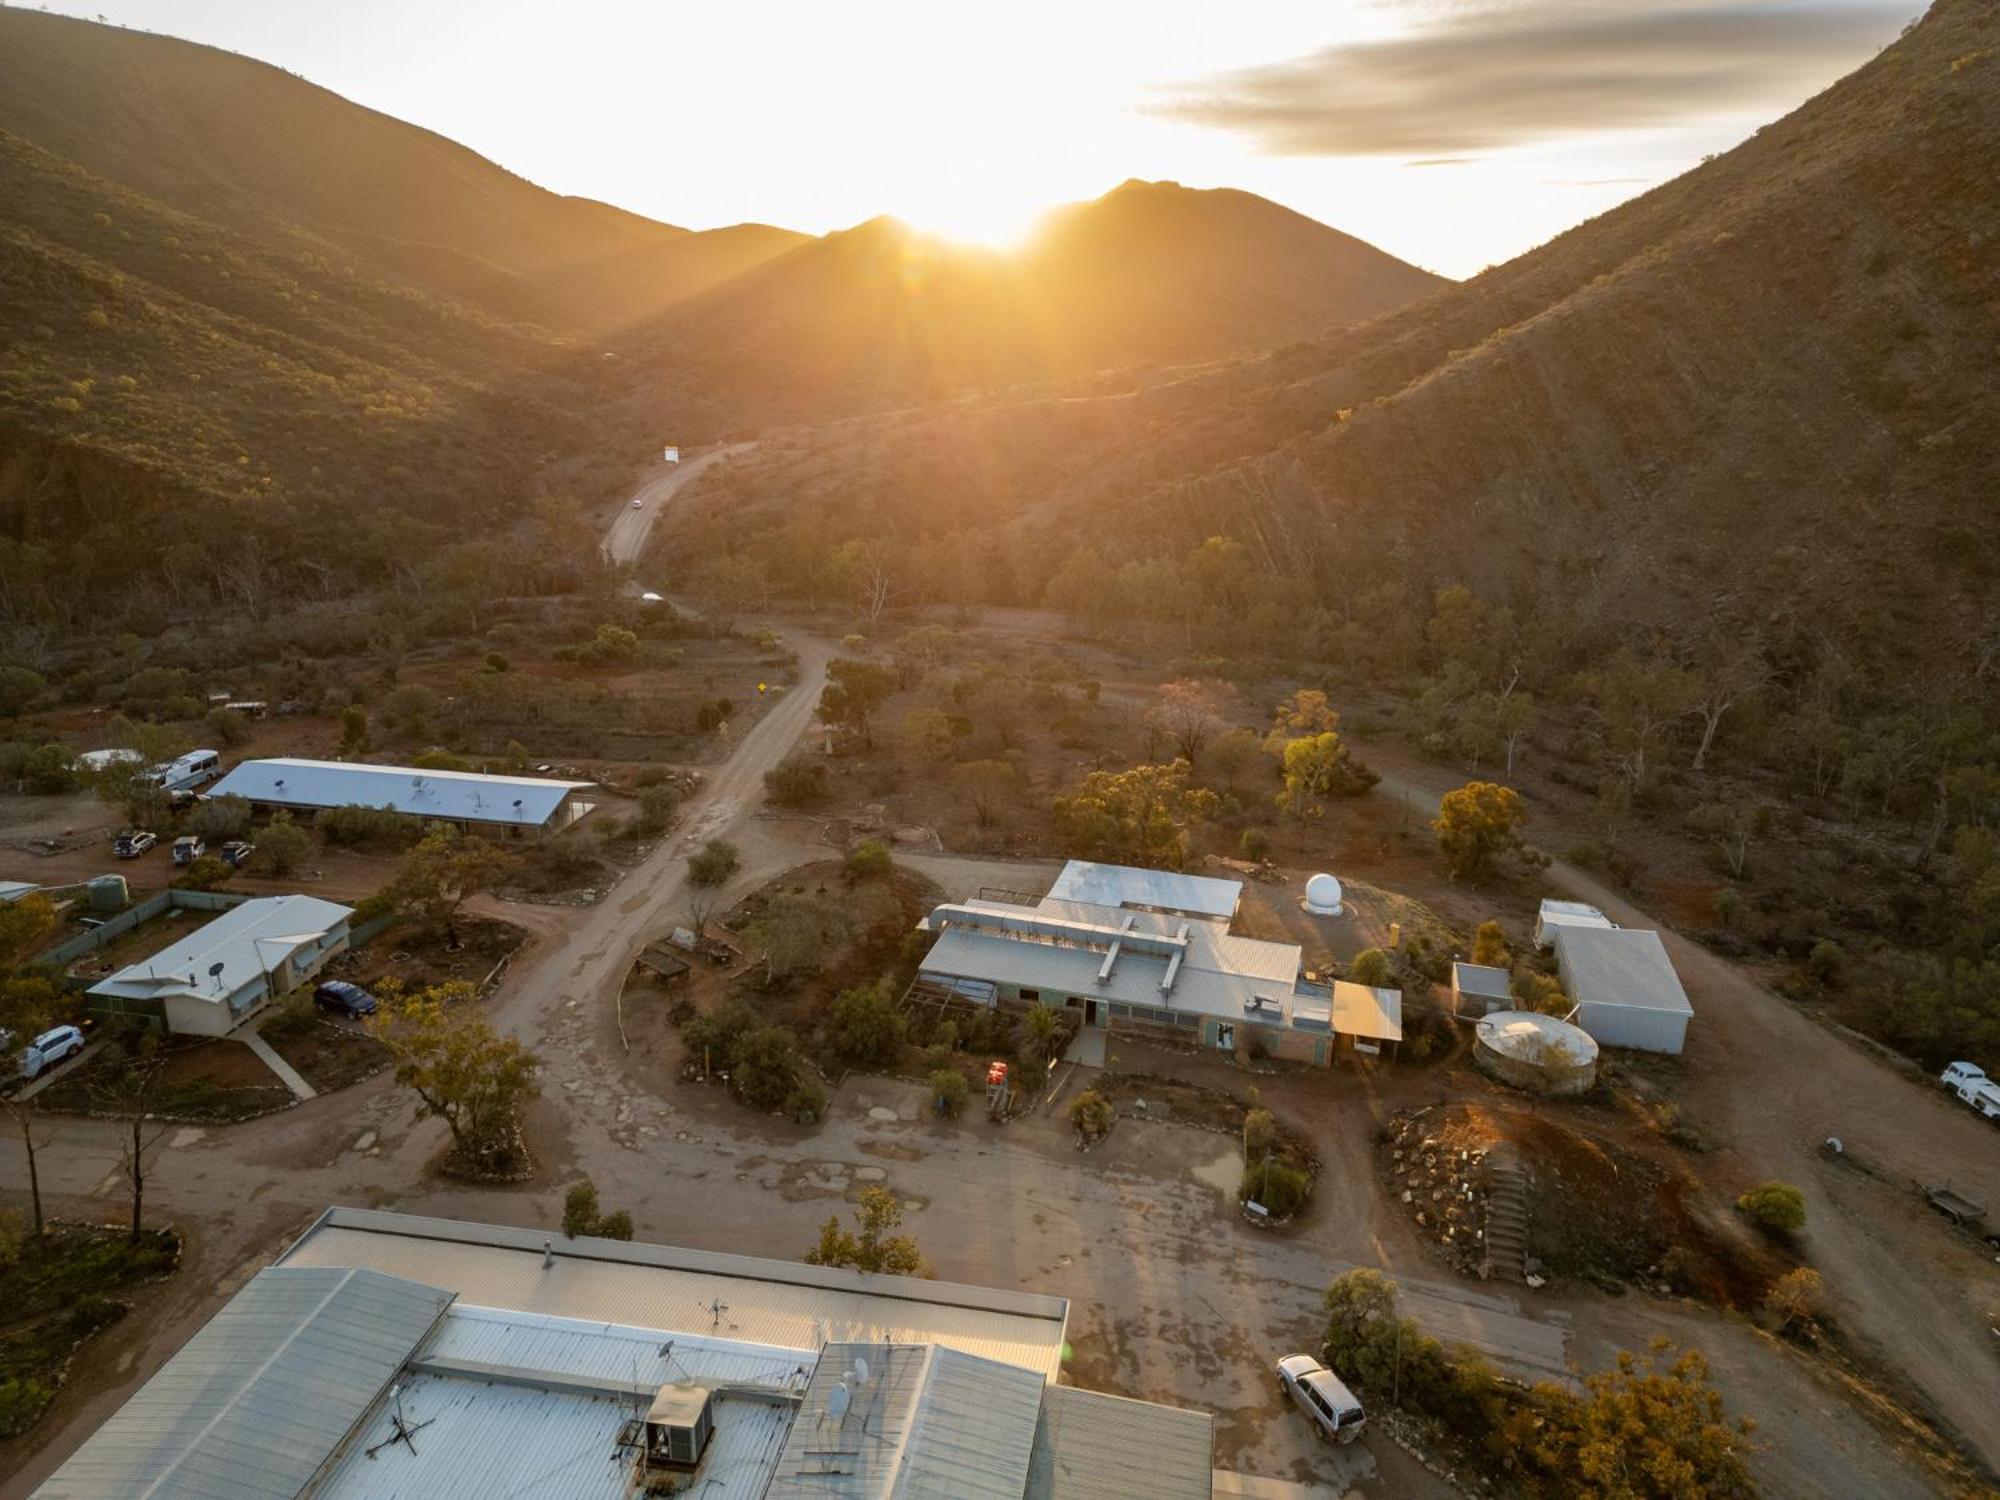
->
845;839;892;880
1764;1266;1825;1330
1068;1089;1115;1143
188;794;252;842
930;1068;969;1118
687;839;741;887
172;855;234;890
1243;1108;1278;1158
315;804;427;850
1243;1158;1311;1218
764;760;828;808
1347;948;1394;986
1238;827;1270;861
784;1082;827;1124
633;783;679;837
1737;1180;1807;1235
824;980;906;1070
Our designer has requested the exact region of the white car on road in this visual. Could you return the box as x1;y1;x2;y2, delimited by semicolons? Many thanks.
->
14;1024;86;1080
1277;1354;1367;1444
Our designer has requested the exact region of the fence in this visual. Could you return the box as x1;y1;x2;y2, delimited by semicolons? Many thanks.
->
47;888;250;965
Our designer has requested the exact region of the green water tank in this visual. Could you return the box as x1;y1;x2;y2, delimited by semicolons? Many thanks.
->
88;874;129;912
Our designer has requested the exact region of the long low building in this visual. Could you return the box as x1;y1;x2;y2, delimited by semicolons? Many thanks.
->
917;861;1402;1063
34;1208;1215;1500
208;757;597;836
86;893;353;1035
1551;924;1694;1054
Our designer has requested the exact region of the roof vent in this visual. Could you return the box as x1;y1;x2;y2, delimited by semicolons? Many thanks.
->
641;1383;714;1472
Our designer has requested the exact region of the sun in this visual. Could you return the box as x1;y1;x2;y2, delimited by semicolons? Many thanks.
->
901;188;1056;253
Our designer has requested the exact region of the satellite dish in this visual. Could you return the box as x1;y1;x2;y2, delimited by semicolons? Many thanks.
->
827;1382;851;1422
208;961;226;976
851;1356;871;1388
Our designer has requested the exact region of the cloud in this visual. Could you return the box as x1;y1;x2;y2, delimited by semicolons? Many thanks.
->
1404;156;1476;166
1154;1;1915;156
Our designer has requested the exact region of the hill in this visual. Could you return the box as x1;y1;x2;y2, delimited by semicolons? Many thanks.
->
0;10;803;328
621;182;1446;426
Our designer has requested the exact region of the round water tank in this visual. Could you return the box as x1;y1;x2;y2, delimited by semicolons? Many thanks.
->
1474;1011;1599;1096
88;874;129;913
1303;873;1344;916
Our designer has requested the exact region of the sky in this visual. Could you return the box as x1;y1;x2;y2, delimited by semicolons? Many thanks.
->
33;0;1918;278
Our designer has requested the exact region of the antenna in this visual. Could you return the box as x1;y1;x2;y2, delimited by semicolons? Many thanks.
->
707;1297;729;1330
827;1381;851;1425
851;1356;871;1388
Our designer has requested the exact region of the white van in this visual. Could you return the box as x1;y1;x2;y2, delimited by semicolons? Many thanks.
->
1955;1079;2000;1123
149;749;222;792
1941;1061;1988;1092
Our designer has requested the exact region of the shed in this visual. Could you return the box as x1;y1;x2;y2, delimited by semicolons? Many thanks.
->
1551;926;1693;1054
1534;898;1614;948
207;758;596;836
1451;962;1513;1017
637;942;691;985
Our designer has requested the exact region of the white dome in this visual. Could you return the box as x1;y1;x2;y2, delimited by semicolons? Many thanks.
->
1303;873;1344;915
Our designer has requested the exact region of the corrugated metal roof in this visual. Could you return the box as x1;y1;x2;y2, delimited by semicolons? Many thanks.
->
32;1266;452;1500
1046;861;1241;920
279;1211;1068;1380
87;894;351;1006
1330;981;1404;1042
1452;963;1513;1000
1552;926;1693;1016
765;1342;1043;1499
1027;1385;1214;1500
426;1305;813;1392
208;758;592;827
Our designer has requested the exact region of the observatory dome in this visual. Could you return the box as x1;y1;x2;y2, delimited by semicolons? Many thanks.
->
1303;873;1344;916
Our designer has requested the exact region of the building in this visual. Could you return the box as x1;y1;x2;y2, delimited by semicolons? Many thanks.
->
1533;898;1615;948
916;860;1402;1063
1450;962;1513;1017
34;1208;1215;1500
86;894;352;1035
1550;925;1694;1054
208;757;597;837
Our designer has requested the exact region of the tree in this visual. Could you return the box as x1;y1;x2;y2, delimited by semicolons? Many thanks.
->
1686;801;1767;880
1579;651;1696;788
252;814;313;877
1264;688;1341;747
1052;760;1219;869
745;896;850;985
1433;781;1545;881
1470;919;1509;968
820;658;897;748
1689;640;1769;772
1736;1181;1806;1236
804;1185;925;1275
338;704;369;755
172;855;234;891
1540;1340;1756;1499
0;893;56;967
765;761;828;808
687;838;741;888
385;827;518;939
1763;1267;1824;1332
900;707;956;762
1239;827;1271;862
1068;1089;1115;1143
930;1068;969;1118
1206;727;1263;791
0;969;63;1236
1274;732;1378;819
825;980;906;1069
845;839;893;880
1020;1003;1064;1067
1348;949;1394;987
1147;679;1235;764
369;981;541;1169
561;1178;634;1240
90;1042;173;1245
0;663;45;718
188;794;251;842
952;759;1020;826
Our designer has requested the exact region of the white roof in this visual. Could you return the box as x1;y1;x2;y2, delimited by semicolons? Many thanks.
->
88;894;352;1006
1553;926;1693;1016
1045;861;1241;920
279;1209;1070;1379
1028;1385;1214;1500
1453;962;1513;999
1539;898;1614;932
1328;980;1404;1043
209;758;592;827
33;1266;453;1500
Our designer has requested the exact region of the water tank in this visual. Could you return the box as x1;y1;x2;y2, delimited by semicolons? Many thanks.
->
88;875;129;913
1474;1011;1599;1096
1303;873;1344;916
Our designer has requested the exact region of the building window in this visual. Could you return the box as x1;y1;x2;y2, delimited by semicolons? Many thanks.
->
1019;989;1041;1003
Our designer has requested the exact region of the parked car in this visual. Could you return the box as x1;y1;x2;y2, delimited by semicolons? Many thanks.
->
313;980;378;1019
171;834;206;866
114;830;157;859
1942;1061;1989;1091
17;1024;86;1080
219;841;256;868
1277;1355;1367;1445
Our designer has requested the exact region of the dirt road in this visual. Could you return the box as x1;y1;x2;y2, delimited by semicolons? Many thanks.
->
1359;745;2000;1478
600;442;753;569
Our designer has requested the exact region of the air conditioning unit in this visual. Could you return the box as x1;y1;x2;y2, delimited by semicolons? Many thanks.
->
642;1384;714;1471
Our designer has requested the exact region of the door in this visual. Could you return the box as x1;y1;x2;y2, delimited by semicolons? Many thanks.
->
1085;999;1101;1027
1215;1023;1235;1052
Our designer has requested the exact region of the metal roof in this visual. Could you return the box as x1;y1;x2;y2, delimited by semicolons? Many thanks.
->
1329;981;1404;1042
313;1306;803;1500
208;758;592;827
1538;898;1614;932
1046;861;1241;920
1552;926;1693;1016
278;1210;1069;1379
32;1266;453;1500
1452;962;1513;1000
765;1342;1045;1499
1027;1385;1214;1500
87;894;351;1006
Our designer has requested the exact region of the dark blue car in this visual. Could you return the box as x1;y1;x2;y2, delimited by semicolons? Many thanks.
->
313;980;378;1019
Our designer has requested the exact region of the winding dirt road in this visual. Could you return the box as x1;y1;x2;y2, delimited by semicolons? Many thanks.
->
600;442;753;569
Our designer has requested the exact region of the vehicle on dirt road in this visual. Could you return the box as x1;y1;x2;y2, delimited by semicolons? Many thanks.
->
632;497;644;509
114;831;157;859
15;1024;86;1080
171;834;205;866
313;980;378;1019
1940;1063;2000;1122
1277;1355;1367;1444
219;840;256;868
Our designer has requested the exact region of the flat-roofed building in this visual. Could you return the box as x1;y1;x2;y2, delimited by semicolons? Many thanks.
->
207;758;596;836
1551;925;1694;1054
